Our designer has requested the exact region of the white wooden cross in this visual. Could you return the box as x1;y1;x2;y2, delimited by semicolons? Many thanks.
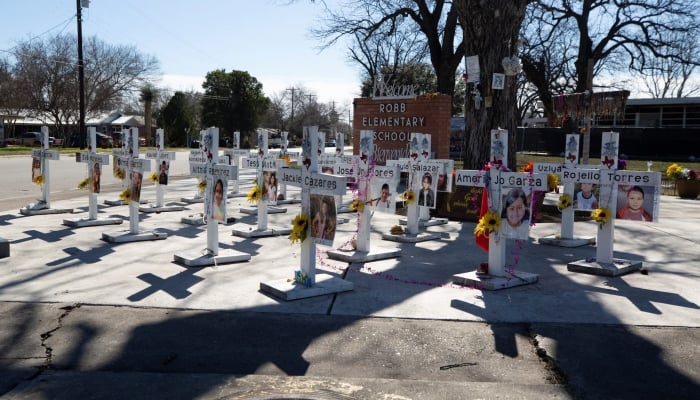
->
63;127;121;227
326;130;401;262
452;129;545;290
260;126;351;300
21;126;69;214
143;128;178;211
174;127;248;267
222;131;251;196
565;131;661;276
102;128;165;243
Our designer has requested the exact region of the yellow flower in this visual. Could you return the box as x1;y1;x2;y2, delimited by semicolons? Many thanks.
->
666;163;682;179
547;173;560;192
403;190;416;204
77;177;91;190
119;188;132;202
557;193;572;211
591;207;612;228
246;185;262;203
115;168;126;180
349;199;364;213
474;210;501;237
197;179;207;191
33;175;45;186
149;172;159;183
289;213;309;244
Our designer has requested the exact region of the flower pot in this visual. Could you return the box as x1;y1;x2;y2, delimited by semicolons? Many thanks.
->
675;179;700;199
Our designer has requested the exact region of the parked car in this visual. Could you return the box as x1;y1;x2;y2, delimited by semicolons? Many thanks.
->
96;133;114;148
16;132;45;146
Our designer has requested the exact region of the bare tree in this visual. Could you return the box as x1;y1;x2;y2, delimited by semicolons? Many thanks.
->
311;0;464;97
11;33;159;139
526;0;700;115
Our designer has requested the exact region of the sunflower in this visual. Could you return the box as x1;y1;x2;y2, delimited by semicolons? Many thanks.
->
119;188;132;202
33;175;44;186
149;172;159;183
557;193;572;211
349;199;364;213
547;173;560;192
289;213;309;244
403;190;416;204
591;207;612;229
474;210;501;237
666;163;683;179
246;184;262;203
77;177;91;190
197;179;207;191
114;168;126;180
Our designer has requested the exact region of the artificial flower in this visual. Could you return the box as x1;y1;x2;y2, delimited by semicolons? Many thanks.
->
547;173;560;192
77;177;91;190
666;163;698;180
349;199;364;213
114;168;126;180
403;190;416;205
197;179;207;191
591;207;612;229
119;188;132;202
519;161;534;173
474;210;501;237
33;175;44;186
246;184;262;203
289;213;309;244
149;172;159;183
557;193;572;211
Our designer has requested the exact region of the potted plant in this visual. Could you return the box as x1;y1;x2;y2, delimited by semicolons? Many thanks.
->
666;163;700;199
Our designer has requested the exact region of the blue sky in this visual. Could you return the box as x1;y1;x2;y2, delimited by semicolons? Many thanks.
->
1;0;361;109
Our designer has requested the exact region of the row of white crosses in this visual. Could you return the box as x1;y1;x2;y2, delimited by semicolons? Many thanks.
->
21;126;70;215
63;127;121;227
260;126;351;301
223;131;251;197
453;129;546;290
102;128;165;243
174;127;249;267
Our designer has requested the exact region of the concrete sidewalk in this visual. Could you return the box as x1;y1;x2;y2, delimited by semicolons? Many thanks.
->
0;176;698;399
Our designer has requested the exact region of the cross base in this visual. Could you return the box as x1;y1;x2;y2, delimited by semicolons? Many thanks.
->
231;226;292;238
104;199;147;206
0;237;9;258
227;192;247;198
181;214;206;226
173;250;251;267
326;247;401;263
336;205;355;214
62;217;123;228
20;204;73;215
102;230;168;243
275;198;301;205
139;204;186;213
538;234;596;247
180;195;204;204
398;217;448;227
381;231;443;243
452;270;539;290
240;205;287;215
260;273;353;301
567;257;642;276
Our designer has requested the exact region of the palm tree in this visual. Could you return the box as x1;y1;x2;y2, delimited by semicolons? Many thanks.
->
139;84;158;146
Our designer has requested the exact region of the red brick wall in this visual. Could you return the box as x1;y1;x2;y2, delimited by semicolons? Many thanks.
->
352;94;452;165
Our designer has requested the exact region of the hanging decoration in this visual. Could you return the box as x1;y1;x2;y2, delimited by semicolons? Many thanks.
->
501;55;521;76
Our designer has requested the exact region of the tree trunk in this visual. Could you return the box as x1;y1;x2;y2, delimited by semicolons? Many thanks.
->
144;100;152;146
457;0;528;170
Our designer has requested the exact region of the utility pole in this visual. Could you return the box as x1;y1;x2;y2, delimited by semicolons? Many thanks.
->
286;87;298;140
76;0;87;149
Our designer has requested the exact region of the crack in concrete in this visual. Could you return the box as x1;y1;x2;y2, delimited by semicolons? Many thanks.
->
35;303;82;376
527;327;568;386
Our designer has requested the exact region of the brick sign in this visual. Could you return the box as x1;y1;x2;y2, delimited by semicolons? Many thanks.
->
352;94;451;165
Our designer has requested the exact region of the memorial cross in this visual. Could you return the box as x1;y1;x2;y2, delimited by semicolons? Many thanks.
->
143;128;177;209
22;126;62;213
